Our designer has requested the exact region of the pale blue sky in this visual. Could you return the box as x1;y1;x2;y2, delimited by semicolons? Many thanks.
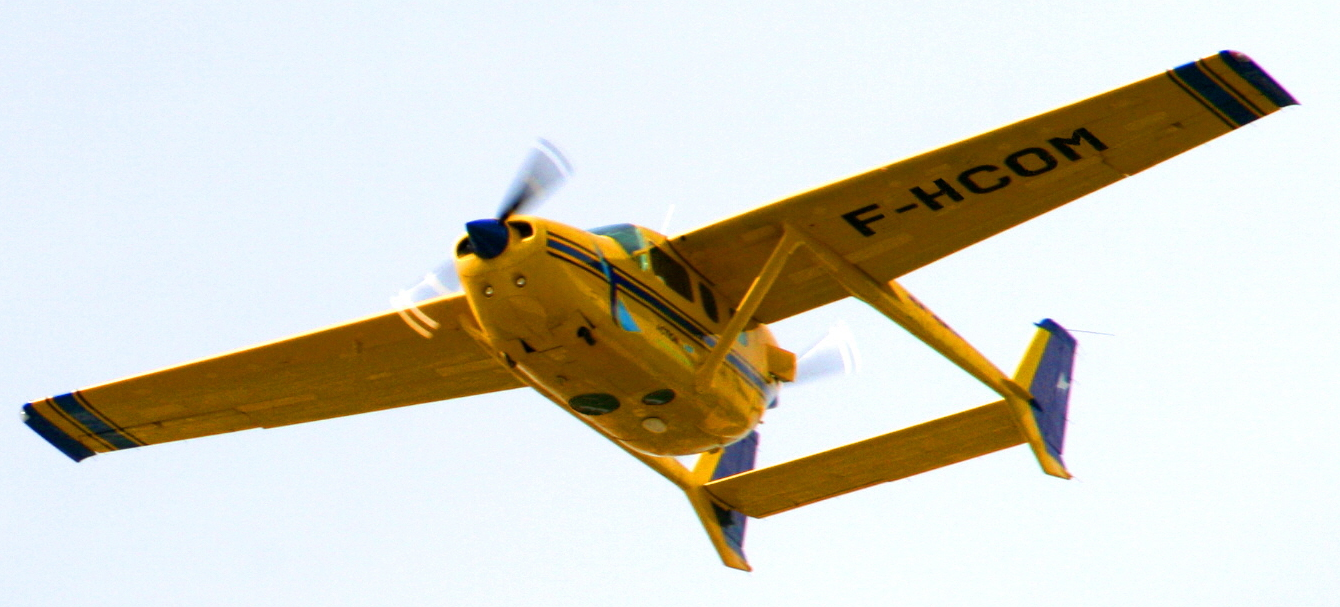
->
2;2;1336;605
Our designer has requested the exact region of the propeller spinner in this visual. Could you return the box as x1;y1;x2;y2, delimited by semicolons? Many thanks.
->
466;139;573;260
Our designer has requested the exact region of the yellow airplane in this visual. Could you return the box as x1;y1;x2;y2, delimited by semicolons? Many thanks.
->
21;51;1295;571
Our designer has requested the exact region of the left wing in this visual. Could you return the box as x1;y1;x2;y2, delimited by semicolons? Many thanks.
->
23;293;522;461
669;51;1297;323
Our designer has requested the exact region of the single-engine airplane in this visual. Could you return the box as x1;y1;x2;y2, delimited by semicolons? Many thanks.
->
21;51;1296;570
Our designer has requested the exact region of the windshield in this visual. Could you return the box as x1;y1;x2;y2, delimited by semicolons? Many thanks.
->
589;223;646;255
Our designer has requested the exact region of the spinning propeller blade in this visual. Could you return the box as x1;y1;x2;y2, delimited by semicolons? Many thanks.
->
497;138;573;221
394;261;461;306
794;321;861;385
466;140;574;260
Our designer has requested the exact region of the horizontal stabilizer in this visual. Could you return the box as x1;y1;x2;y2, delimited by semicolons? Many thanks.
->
705;402;1024;518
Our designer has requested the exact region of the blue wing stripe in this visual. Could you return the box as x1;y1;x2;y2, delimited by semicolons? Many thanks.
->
1171;61;1258;127
50;392;142;450
1165;71;1235;129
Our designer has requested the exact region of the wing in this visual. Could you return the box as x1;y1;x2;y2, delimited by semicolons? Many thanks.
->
22;293;522;461
670;51;1297;324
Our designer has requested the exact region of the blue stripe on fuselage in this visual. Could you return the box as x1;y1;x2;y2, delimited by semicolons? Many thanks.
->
545;235;772;393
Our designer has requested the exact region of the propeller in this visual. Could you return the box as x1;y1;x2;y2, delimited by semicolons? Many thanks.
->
793;321;861;385
394;140;573;311
467;139;573;260
497;138;573;220
393;261;461;306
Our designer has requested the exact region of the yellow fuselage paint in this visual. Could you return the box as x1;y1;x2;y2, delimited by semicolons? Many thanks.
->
456;217;779;457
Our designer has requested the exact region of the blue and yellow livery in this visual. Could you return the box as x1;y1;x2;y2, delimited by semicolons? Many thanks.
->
1169;51;1299;129
20;52;1295;571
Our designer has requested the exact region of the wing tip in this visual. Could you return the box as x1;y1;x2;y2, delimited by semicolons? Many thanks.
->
1217;50;1300;108
22;403;96;462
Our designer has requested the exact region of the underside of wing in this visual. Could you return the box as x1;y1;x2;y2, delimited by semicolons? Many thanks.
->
670;51;1296;323
22;293;521;461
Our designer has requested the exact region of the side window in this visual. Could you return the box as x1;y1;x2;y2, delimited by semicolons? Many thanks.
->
648;246;694;301
699;283;718;323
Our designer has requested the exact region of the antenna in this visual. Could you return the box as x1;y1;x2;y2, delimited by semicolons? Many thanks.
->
659;204;676;234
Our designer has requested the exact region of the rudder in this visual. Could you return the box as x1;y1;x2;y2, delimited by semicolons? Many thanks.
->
1013;319;1078;471
685;431;759;571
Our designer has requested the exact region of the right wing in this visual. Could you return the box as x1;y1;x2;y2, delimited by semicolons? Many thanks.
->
670;51;1297;324
23;293;522;461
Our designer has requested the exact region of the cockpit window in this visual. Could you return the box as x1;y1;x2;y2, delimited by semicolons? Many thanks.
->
589;224;645;255
699;283;719;322
648;246;694;301
590;225;696;302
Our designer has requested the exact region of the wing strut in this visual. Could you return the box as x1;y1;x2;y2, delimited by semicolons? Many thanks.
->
694;229;804;391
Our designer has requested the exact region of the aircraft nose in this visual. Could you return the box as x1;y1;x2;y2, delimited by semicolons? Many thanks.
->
465;219;510;259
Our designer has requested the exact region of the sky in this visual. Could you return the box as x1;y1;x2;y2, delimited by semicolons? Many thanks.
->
2;2;1336;605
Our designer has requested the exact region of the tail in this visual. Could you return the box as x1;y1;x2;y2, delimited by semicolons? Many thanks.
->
684;320;1077;568
1012;319;1078;474
684;432;759;571
701;320;1078;520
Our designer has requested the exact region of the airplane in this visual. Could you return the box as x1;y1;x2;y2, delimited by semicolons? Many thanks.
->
20;51;1296;571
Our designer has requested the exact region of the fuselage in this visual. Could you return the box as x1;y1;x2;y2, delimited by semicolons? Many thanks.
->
454;216;787;457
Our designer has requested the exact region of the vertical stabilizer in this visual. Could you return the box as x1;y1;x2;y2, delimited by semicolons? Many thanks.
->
685;432;759;571
1013;319;1078;474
